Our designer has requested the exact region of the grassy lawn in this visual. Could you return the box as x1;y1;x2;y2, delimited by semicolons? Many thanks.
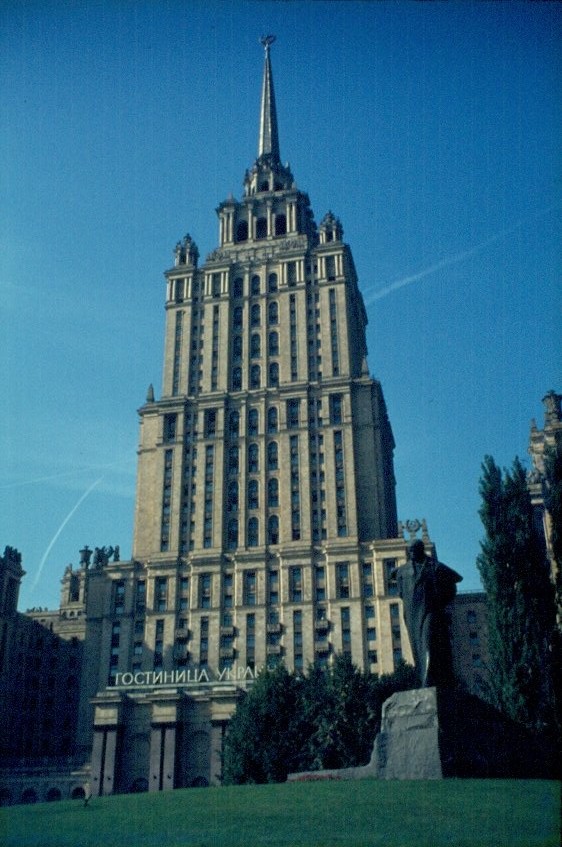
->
0;779;559;847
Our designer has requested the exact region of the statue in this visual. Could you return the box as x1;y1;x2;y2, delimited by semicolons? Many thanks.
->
395;540;462;688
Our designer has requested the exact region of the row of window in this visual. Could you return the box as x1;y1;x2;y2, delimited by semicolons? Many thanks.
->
112;561;398;618
164;394;344;444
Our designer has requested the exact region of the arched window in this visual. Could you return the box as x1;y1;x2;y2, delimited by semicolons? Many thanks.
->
250;333;261;359
267;407;278;433
268;478;279;508
248;479;259;510
232;335;242;360
71;787;86;800
248;517;259;547
251;274;261;295
268;441;278;471
260;180;269;192
248;443;259;473
275;214;287;236
268;515;279;545
268;301;278;325
269;362;279;387
268;273;278;292
229;446;239;473
251;304;261;326
233;277;243;298
46;788;62;802
268;331;279;356
233;306;243;328
229;410;240;437
248;408;259;436
236;221;248;242
256;218;267;239
250;365;261;389
227;480;239;512
227;519;238;549
232;367;242;391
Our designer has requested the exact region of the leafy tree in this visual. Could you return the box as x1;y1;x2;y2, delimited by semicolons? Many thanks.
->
543;446;562;615
222;658;418;784
477;455;557;733
221;664;306;784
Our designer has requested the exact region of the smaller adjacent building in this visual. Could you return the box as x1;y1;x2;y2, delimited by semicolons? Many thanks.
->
528;390;562;591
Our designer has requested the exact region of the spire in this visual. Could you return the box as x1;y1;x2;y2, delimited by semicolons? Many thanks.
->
258;35;280;164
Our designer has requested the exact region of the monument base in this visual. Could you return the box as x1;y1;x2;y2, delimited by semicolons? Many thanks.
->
287;686;556;782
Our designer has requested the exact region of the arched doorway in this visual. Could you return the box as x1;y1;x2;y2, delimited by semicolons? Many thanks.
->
46;787;62;802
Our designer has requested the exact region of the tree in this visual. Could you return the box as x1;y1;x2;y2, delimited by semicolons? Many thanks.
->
221;658;418;784
477;455;557;733
221;664;306;784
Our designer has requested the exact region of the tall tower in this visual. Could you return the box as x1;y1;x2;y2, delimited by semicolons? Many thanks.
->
85;40;421;793
134;36;397;565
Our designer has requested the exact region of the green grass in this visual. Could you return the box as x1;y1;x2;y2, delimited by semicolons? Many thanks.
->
0;779;559;847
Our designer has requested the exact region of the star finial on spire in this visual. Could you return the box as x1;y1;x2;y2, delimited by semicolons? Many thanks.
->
260;34;276;51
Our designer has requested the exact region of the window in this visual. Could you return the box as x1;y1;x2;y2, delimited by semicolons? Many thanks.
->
248;443;259;473
267;441;278;470
248;517;259;547
362;562;374;597
268;515;279;545
365;604;375;620
233;277;243;298
269;362;279;387
233;306;243;329
367;626;377;642
113;581;125;615
315;566;326;601
250;365;261;389
244;571;257;605
251;274;261;294
274;215;286;236
251;304;261;326
287;399;300;429
236;220;248;242
325;255;336;281
268;273;278;292
268;301;278;325
341;607;351;654
250;333;261;359
227;518;238;549
256;218;267;240
199;574;212;608
336;562;350;599
232;335;242;361
229;446;239;473
229;410;240;437
248;408;259;436
267;407;278;433
268;331;279;356
232;367;242;391
268;478;279;508
330;394;342;425
290;567;302;602
155;577;167;612
163;414;177;442
384;559;398;596
287;261;297;286
226;479;239;512
204;409;217;438
268;571;279;605
248;479;259;510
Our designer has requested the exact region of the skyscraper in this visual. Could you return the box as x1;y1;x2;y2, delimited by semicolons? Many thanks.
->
79;38;426;793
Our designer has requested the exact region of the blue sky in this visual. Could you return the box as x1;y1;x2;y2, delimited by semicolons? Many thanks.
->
1;1;560;611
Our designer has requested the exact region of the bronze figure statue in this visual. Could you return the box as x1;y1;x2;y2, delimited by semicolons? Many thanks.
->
395;539;462;688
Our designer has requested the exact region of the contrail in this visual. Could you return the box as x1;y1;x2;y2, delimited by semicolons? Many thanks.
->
364;205;559;305
30;476;104;592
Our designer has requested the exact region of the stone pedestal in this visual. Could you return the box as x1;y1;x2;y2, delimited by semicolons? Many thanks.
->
372;687;442;779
